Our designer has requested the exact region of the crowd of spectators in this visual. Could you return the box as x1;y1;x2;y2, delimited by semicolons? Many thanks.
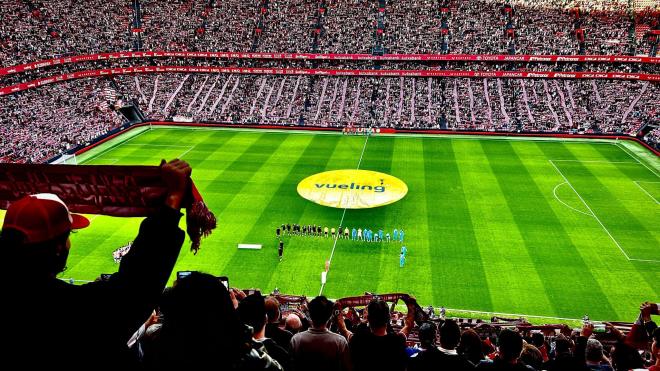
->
109;73;659;134
383;0;439;54
1;0;659;163
513;0;578;55
140;0;207;51
115;73;310;124
1;0;659;69
0;78;125;163
0;0;132;66
130;274;660;370
3;153;659;369
255;0;319;53
643;126;660;149
1;71;657;163
581;2;634;55
317;0;378;54
3;57;657;91
449;0;507;55
0;66;660;162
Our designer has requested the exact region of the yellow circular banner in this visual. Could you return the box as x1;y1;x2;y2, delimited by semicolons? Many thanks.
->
297;170;408;209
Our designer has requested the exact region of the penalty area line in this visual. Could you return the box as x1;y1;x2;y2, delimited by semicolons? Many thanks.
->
80;127;150;164
320;135;370;296
616;143;660;179
633;181;659;204
552;182;592;216
549;160;634;262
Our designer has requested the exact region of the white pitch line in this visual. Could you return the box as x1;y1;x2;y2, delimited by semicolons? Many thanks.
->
432;307;584;322
629;257;660;263
144;125;621;145
82;127;150;164
177;144;197;159
103;158;120;165
122;127;150;142
320;135;370;296
550;159;637;164
633;181;660;204
549;160;633;262
123;143;192;148
616;143;660;179
552;182;592;216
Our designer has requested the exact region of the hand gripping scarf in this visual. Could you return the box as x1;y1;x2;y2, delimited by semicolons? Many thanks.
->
0;163;217;254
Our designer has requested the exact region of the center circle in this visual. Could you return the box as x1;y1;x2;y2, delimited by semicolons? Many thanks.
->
297;169;408;209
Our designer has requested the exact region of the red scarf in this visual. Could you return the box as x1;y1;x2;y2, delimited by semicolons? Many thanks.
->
0;163;216;254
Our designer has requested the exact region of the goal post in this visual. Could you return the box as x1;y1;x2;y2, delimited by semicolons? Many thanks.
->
51;153;78;165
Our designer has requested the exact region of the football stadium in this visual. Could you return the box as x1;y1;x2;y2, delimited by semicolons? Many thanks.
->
1;0;659;369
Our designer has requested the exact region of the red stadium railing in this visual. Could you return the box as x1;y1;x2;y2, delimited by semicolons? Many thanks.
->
2;65;659;96
1;51;659;76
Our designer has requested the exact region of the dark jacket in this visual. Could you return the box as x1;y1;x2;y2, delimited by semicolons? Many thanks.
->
408;347;475;371
544;353;589;371
265;323;294;350
476;358;536;371
2;207;185;369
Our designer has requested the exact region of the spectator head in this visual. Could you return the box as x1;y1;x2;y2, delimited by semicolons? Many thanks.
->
439;319;461;350
285;313;303;334
1;193;89;277
238;293;267;339
264;296;281;324
418;322;437;349
308;296;334;328
457;328;485;364
520;343;543;370
611;340;644;370
531;332;544;348
553;334;573;355
156;271;243;367
366;299;390;330
585;339;605;363
497;329;524;362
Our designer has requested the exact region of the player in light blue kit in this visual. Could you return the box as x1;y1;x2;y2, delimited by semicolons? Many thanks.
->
401;245;407;257
399;229;405;243
352;227;357;240
378;229;384;242
399;253;406;268
393;228;398;241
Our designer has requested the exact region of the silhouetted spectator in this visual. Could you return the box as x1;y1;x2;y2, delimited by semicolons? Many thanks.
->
0;160;191;368
458;329;488;366
543;335;587;371
349;299;409;371
476;329;535;370
265;296;294;350
142;271;282;370
239;293;290;370
584;339;613;371
289;296;351;371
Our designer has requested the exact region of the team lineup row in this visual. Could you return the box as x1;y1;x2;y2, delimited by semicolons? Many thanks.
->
276;223;406;242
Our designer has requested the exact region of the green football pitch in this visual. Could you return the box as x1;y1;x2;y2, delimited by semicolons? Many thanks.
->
5;126;659;322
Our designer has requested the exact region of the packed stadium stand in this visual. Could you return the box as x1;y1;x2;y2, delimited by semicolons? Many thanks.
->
1;0;658;163
0;1;659;368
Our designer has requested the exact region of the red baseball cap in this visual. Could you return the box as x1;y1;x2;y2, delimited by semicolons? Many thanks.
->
2;193;90;244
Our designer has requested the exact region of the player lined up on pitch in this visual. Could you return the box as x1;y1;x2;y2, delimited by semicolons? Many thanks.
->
342;125;381;136
276;224;405;243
